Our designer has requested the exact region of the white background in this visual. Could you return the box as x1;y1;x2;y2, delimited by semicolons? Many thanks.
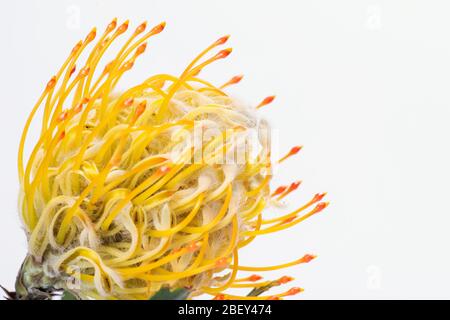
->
1;0;450;299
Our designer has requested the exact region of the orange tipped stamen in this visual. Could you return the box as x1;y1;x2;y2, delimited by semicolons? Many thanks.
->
79;66;90;78
73;103;84;114
191;69;201;77
185;48;233;79
286;287;303;296
312;202;329;214
134;101;147;118
71;40;83;56
121;61;134;72
69;65;77;77
215;48;233;60
271;185;287;197
233;274;263;283
277;276;295;284
267;296;281;300
256;95;276;109
282;216;296;224
298;254;317;264
134;21;147;35
136;43;147;56
311;192;327;204
57;111;68;122
58;131;66;142
151;22;166;35
220;74;244;89
98;38;109;50
215;35;230;46
288;181;302;192
235;255;311;272
213;294;226;300
116;20;129;35
85;28;97;43
249;274;263;282
277;145;302;163
276;181;302;200
102;61;114;75
46;76;57;90
264;192;327;226
72;97;89;115
106;18;118;32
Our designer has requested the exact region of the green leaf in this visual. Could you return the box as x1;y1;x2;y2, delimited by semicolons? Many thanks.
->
149;287;190;300
61;290;80;300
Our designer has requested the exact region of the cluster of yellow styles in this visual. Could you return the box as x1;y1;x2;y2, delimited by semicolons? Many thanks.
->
17;18;328;300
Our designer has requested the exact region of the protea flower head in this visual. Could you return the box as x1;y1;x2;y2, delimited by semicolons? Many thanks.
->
12;19;328;300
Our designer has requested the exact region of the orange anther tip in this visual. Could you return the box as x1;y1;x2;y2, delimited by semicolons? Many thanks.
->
117;20;129;34
69;65;77;76
46;76;57;90
192;69;201;77
213;294;226;300
313;202;329;213
58;111;68;122
71;41;82;55
106;18;118;32
100;37;109;48
248;274;263;282
135;101;147;117
215;48;233;59
287;287;303;295
85;28;97;42
135;21;147;35
79;66;90;77
123;98;134;107
290;146;302;155
312;192;327;203
215;35;230;45
136;43;147;55
215;257;229;268
151;22;166;34
272;185;287;196
267;296;281;300
282;216;297;224
299;254;317;263
58;131;66;141
74;103;83;114
278;276;295;284
103;61;114;73
288;181;302;191
257;95;276;109
231;74;244;83
122;61;134;71
263;95;276;104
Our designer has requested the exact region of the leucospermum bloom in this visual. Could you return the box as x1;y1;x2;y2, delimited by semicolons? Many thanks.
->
12;19;328;300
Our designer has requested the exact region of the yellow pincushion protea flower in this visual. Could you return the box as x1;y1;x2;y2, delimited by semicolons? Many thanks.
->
11;19;328;300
